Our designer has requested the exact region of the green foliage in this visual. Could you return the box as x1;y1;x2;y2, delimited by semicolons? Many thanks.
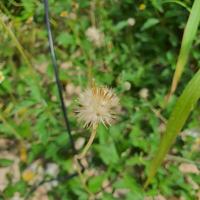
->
0;159;13;167
141;18;159;31
0;0;199;199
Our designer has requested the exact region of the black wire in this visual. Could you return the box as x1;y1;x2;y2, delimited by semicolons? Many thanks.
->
43;0;85;176
43;0;76;154
24;172;78;200
42;2;85;196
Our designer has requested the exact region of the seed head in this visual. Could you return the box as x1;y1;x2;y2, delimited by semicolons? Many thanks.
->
76;86;120;128
85;27;104;47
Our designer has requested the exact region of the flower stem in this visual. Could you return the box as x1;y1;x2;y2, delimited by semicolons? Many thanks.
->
73;124;98;196
73;156;94;197
79;124;98;159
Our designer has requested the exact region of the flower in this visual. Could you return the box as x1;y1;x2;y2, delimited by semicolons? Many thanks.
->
139;3;146;11
60;11;68;17
127;18;136;26
76;86;120;127
22;160;44;185
0;71;5;83
85;27;104;47
22;170;35;182
139;88;149;99
123;81;131;91
10;192;24;200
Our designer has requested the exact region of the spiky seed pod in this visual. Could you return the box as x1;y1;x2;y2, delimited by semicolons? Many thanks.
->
76;86;120;128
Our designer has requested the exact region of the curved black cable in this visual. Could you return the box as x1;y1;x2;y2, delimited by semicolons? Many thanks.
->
24;172;78;200
43;0;76;154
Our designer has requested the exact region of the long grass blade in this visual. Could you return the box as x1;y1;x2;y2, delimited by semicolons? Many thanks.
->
144;69;200;188
163;0;191;12
0;12;33;70
167;0;200;99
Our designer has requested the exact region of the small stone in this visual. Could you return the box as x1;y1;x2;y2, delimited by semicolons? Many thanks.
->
102;179;112;193
46;163;59;177
113;188;129;198
75;137;85;150
61;61;73;70
154;195;166;200
179;163;199;174
10;192;23;200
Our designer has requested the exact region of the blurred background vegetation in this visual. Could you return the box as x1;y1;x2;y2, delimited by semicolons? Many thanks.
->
0;0;200;199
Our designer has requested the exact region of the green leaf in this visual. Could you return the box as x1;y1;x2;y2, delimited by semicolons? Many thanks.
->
169;0;200;96
27;78;43;101
150;0;163;12
88;174;105;193
114;21;128;32
16;122;31;139
97;142;119;165
56;32;75;48
35;115;49;144
21;0;35;19
144;69;200;188
4;181;27;198
0;159;13;167
114;174;144;199
141;18;159;31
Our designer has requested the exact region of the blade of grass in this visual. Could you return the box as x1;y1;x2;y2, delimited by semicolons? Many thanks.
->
167;0;200;100
144;69;200;188
163;0;191;12
0;11;47;101
0;12;33;70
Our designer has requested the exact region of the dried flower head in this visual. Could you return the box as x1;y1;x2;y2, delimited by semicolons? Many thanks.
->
85;26;104;47
76;86;120;128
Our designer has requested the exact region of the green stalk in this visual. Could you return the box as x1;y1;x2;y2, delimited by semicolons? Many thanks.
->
145;69;200;188
168;0;200;99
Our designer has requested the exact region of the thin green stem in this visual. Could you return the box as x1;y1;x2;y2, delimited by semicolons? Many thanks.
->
78;124;98;159
163;0;191;12
73;124;98;196
73;156;94;197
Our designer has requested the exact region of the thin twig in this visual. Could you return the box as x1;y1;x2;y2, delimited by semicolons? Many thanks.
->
150;106;167;124
166;154;200;165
